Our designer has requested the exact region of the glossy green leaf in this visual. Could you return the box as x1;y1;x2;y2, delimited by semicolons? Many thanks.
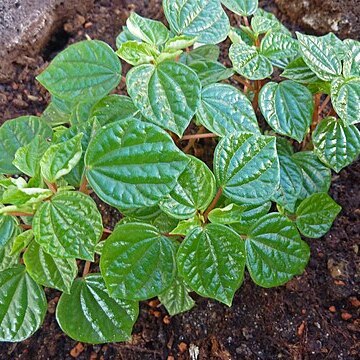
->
0;236;20;272
163;0;230;44
33;191;103;260
1;187;52;208
196;83;260;136
229;43;273;80
221;0;258;16
179;44;220;64
37;40;121;101
246;213;310;287
188;61;234;86
116;40;158;66
0;217;20;271
297;33;342;81
126;12;169;46
116;26;141;48
85;119;189;209
295;193;341;238
69;100;95;126
0;215;18;247
160;156;216;219
41;101;70;126
312;117;360;172
0;265;47;342
343;39;360;78
164;35;197;52
251;9;291;36
156;50;183;63
10;229;34;255
0;116;52;175
208;203;244;224
214;132;279;204
170;216;202;236
281;57;320;84
100;223;176;300
259;80;314;142
158;277;195;316
292;151;331;200
177;224;246;306
40;133;83;183
24;241;77;293
56;274;139;343
229;27;255;46
331;77;360;125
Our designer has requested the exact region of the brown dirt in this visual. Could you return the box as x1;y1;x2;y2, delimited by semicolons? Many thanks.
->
0;0;359;359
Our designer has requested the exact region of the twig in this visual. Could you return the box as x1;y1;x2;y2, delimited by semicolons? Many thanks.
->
318;95;331;115
82;261;91;277
181;133;218;141
6;211;33;217
233;75;255;92
182;126;206;153
203;188;223;221
103;228;113;234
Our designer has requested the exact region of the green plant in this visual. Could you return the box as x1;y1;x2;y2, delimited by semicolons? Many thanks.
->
0;0;358;344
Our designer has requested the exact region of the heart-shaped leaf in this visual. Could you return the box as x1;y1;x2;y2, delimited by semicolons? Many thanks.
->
221;0;258;16
116;41;158;66
208;203;244;224
281;57;320;84
251;9;291;36
343;39;360;78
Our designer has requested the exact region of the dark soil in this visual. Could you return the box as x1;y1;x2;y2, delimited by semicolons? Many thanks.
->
0;1;359;359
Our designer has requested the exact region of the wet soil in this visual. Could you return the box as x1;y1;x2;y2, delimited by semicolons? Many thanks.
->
0;0;359;359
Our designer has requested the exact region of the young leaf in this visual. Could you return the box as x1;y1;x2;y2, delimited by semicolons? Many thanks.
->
170;216;202;236
196;83;260;137
69;100;95;126
10;229;34;255
295;193;341;238
0;214;18;247
158;277;195;316
229;43;273;80
116;40;158;66
214;132;280;204
0;116;52;175
33;191;103;260
177;224;246;306
163;0;230;44
24;241;78;293
164;35;197;52
126;62;201;136
100;223;176;300
245;213;310;287
40;133;83;183
85;119;189;209
221;0;258;16
116;26;141;48
296;33;342;81
56;274;139;343
36;40;121;101
0;265;47;342
179;44;220;64
188;61;234;86
312;117;360;172
126;12;170;46
229;27;255;46
281;57;320;84
1;188;53;208
160;156;216;219
292;151;331;200
251;8;291;36
331;77;360;125
208;203;244;224
259;80;314;142
0;235;20;271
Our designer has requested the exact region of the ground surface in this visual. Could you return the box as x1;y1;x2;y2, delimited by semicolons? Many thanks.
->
0;0;359;359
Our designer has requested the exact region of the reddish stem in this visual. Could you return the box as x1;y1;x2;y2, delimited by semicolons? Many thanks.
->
311;93;321;131
243;16;250;27
79;176;89;194
181;133;218;141
20;224;32;230
45;180;57;193
203;188;223;221
318;95;331;115
82;261;91;277
103;228;113;234
7;211;33;217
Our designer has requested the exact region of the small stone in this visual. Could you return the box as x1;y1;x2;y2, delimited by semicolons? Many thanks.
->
341;312;352;321
178;342;188;353
349;297;360;307
70;342;84;358
297;321;305;336
163;315;171;325
329;306;336;313
84;22;93;29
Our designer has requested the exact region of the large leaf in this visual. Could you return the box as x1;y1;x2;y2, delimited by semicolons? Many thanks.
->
296;33;342;81
126;62;201;136
214;132;279;204
331;77;360;125
292;151;331;200
163;0;230;44
160;156;216;219
259;80;313;142
221;0;258;16
85;119;189;209
177;224;246;306
343;39;360;78
100;223;176;300
56;274;138;343
295;193;341;238
37;40;121;101
0;266;47;342
312;117;360;172
245;213;310;287
196;83;260;137
281;57;320;84
24;241;78;293
0;116;52;175
33;191;103;260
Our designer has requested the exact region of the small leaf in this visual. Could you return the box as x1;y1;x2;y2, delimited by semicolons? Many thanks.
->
0;215;18;248
177;224;246;306
163;0;230;44
0;217;20;271
164;35;197;52
85;119;189;209
246;213;310;287
37;40;121;101
126;12;169;46
221;0;258;16
0;116;52;175
208;203;244;224
188;61;234;86
259;80;314;142
229;27;255;46
24;241;78;293
33;191;103;260
160;156;216;219
170;216;202;236
116;40;158;66
331;77;360;125
116;26;141;48
158;277;195;316
10;229;34;255
251;8;291;36
281;57;320;84
179;44;220;64
56;274;139;343
343;39;360;78
0;265;47;342
197;83;260;137
40;133;83;183
126;62;201;136
69;100;95;126
312;117;360;172
100;223;176;300
214;132;280;204
1;187;52;207
295;193;341;238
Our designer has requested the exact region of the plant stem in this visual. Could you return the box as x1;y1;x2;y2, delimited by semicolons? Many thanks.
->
252;80;261;111
103;228;113;234
82;261;91;277
233;75;255;92
203;187;223;221
79;176;89;194
243;16;250;27
318;95;331;115
311;93;322;131
181;133;217;141
182;126;207;153
45;180;57;193
7;211;33;217
20;224;32;230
